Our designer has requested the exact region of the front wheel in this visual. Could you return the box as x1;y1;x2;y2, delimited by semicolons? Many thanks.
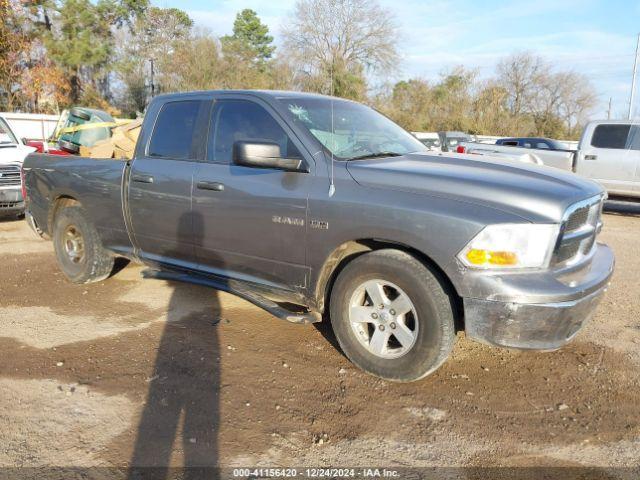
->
329;249;456;382
53;205;114;284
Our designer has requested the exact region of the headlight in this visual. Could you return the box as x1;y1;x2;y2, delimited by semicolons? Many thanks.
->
458;224;559;269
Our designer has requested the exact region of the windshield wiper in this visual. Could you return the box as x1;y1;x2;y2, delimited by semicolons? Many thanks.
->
346;151;403;161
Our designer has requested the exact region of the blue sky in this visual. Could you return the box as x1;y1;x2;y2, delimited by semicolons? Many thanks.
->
152;0;640;119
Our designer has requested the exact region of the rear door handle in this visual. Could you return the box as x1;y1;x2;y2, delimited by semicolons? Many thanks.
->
132;174;154;183
197;181;225;192
584;154;598;160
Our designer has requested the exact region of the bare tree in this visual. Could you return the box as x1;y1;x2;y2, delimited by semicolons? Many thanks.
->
472;81;512;135
376;51;597;140
493;52;596;138
530;71;567;137
496;51;548;117
375;78;432;131
558;72;597;138
282;0;399;97
0;0;31;110
114;7;193;112
157;30;223;93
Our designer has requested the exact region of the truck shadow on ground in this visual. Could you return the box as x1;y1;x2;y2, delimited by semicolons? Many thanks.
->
128;211;221;479
127;283;221;479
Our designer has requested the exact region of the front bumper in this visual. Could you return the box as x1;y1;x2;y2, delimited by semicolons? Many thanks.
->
463;243;614;350
0;187;24;216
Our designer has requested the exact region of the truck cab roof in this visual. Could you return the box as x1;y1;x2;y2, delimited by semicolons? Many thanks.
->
152;89;347;103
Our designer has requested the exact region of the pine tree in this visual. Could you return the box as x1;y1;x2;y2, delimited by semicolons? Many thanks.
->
221;9;275;65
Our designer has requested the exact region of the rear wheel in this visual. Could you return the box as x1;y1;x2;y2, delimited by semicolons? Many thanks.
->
53;205;114;284
329;249;456;382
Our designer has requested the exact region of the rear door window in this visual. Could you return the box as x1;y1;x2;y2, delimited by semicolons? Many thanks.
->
148;100;202;160
591;124;631;149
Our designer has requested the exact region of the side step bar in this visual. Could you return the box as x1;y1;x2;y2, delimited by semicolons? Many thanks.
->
141;269;321;325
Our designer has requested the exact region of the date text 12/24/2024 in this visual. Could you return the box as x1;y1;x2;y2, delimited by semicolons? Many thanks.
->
232;468;400;478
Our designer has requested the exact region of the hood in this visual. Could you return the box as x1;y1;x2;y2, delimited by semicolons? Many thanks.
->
0;144;36;165
346;152;604;223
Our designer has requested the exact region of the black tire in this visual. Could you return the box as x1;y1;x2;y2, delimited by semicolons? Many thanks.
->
329;249;456;382
58;139;80;154
53;205;114;284
70;107;91;121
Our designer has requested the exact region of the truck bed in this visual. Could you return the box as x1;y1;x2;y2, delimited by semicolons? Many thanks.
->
461;142;575;171
23;153;133;254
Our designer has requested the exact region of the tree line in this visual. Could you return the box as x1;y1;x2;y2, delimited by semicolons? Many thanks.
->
1;0;597;139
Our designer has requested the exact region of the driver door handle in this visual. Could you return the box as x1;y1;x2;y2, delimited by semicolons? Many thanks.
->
584;154;598;160
197;181;225;192
131;174;154;184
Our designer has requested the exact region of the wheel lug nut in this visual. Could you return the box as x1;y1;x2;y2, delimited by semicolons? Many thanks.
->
390;322;396;329
379;304;384;309
371;312;378;319
389;309;396;315
378;324;385;331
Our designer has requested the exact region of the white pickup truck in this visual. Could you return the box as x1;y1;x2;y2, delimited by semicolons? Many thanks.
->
0;115;35;217
460;120;640;199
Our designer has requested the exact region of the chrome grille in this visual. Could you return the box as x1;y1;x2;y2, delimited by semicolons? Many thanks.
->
565;206;590;232
0;201;22;208
553;196;603;267
556;241;581;264
0;165;21;186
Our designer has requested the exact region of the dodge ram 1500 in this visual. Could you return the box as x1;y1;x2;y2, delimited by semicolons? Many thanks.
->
23;90;615;381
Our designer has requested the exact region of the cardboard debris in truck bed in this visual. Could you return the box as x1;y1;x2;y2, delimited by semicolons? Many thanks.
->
79;118;142;159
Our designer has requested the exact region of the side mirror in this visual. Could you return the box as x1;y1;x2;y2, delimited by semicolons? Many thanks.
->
233;141;305;172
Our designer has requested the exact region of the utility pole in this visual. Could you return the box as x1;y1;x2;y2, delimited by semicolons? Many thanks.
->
150;58;155;98
629;33;640;119
607;97;612;120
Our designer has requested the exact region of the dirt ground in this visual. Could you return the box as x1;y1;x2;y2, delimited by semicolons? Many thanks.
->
0;202;639;478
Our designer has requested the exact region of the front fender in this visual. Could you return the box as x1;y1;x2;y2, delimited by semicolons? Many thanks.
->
306;173;527;306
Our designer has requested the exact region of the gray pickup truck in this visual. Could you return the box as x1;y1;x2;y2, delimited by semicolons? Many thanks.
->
23;90;615;381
